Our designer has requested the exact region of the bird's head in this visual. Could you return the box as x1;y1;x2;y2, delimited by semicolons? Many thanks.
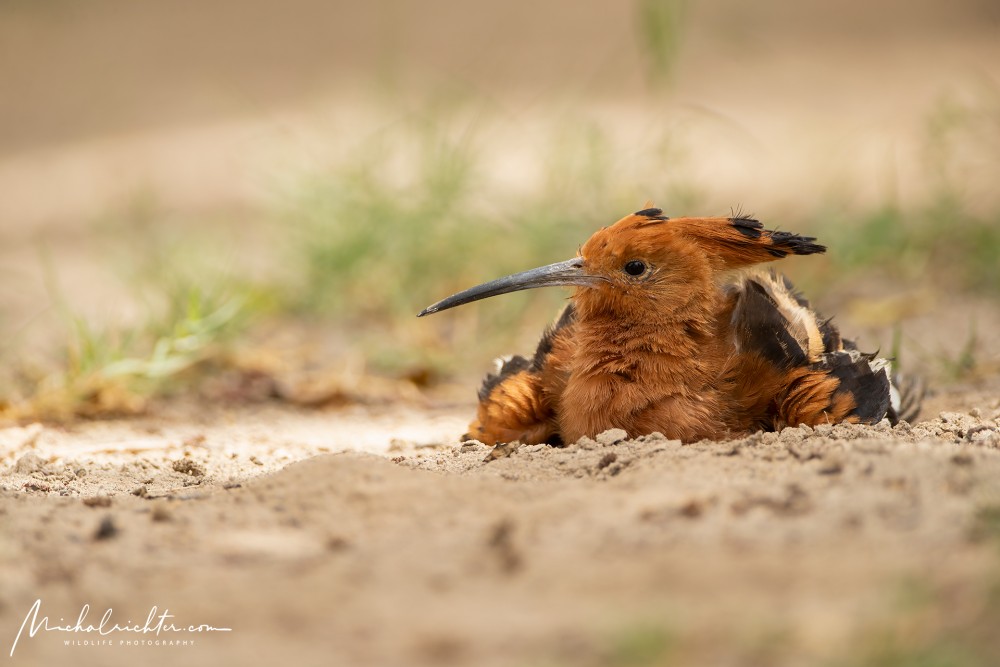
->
417;207;711;319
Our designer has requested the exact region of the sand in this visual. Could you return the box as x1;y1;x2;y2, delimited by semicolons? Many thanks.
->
2;381;999;666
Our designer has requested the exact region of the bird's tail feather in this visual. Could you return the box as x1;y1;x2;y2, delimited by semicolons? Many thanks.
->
887;372;926;424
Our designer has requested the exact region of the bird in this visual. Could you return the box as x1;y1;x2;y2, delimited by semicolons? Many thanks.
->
418;207;920;445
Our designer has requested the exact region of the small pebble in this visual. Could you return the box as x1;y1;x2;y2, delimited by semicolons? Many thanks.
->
596;429;629;446
93;516;118;541
818;458;844;475
171;459;206;477
597;452;618;469
14;453;45;475
150;503;172;522
951;452;974;466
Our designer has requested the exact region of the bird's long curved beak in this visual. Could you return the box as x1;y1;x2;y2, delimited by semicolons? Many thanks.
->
418;257;599;317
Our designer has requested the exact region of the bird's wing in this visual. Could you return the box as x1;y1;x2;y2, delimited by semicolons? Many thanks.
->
726;271;905;429
464;305;576;445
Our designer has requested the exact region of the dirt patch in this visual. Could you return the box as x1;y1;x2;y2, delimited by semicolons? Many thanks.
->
2;387;999;666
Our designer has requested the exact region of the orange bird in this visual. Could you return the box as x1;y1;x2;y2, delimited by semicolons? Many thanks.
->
418;208;918;445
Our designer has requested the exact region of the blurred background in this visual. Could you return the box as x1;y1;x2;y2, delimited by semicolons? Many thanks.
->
1;0;998;417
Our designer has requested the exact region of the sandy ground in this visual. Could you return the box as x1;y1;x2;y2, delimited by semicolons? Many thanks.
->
1;380;1000;666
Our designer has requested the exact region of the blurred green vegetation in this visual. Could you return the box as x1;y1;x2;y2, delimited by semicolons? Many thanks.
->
272;114;700;376
605;623;675;666
636;0;689;85
270;97;1000;385
830;554;1000;667
3;250;258;420
810;199;1000;295
1;83;999;418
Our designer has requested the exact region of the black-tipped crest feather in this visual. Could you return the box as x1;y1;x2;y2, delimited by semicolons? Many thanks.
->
769;230;826;256
634;207;669;220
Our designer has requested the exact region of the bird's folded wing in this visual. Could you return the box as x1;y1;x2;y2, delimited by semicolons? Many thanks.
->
465;305;576;445
727;271;899;429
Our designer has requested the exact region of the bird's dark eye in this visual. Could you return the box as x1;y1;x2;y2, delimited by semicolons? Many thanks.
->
624;260;647;276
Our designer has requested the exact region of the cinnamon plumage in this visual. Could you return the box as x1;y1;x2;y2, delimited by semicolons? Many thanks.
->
419;208;918;445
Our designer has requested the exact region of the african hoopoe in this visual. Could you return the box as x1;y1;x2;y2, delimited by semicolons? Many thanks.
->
419;208;920;445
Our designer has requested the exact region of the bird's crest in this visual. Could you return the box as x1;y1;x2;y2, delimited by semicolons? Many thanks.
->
583;211;826;274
